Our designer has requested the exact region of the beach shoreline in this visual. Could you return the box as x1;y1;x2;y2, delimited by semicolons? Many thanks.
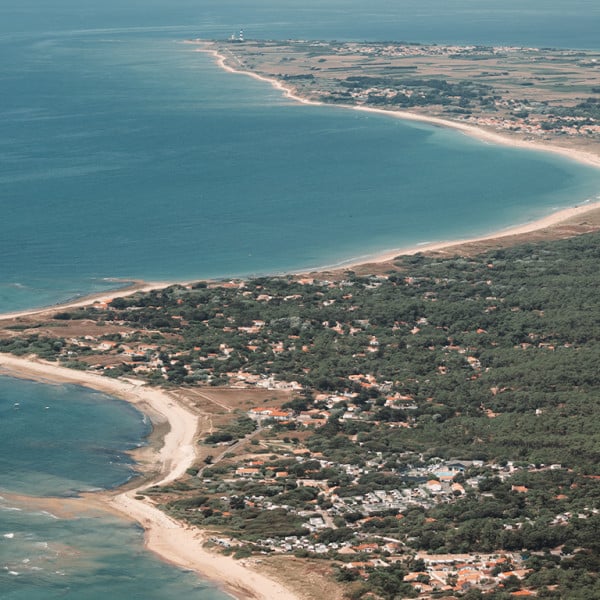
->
2;196;598;597
0;354;301;600
331;199;600;270
1;42;600;594
0;279;180;321
195;41;600;170
1;41;598;319
1;196;600;321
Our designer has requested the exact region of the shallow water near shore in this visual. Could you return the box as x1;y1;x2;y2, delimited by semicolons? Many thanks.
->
0;376;149;496
0;497;230;599
0;375;230;599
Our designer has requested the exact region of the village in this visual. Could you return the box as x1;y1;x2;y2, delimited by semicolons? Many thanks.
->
192;405;575;598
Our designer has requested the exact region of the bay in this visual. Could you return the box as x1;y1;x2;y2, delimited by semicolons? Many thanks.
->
0;376;149;496
1;22;599;312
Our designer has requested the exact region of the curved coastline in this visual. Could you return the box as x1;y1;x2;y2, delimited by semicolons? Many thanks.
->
0;354;301;600
2;42;599;317
1;196;600;322
333;199;600;269
195;41;600;170
1;202;600;599
1;37;599;600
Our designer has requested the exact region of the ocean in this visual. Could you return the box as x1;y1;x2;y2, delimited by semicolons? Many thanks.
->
0;376;230;599
2;0;600;313
1;1;599;598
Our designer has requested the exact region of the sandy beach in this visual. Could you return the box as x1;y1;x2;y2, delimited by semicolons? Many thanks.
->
2;194;600;320
0;354;301;600
0;279;180;322
333;199;600;270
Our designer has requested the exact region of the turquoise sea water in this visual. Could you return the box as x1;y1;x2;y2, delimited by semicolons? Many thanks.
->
0;502;228;600
1;1;600;313
0;376;149;497
1;1;600;598
0;376;229;599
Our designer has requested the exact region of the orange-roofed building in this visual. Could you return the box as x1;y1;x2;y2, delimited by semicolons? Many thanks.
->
354;543;379;553
451;482;466;494
499;570;530;580
404;572;429;582
410;582;433;593
249;407;272;414
426;480;442;492
269;410;293;420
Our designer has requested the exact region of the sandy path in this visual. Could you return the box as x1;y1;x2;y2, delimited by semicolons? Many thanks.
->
0;354;300;600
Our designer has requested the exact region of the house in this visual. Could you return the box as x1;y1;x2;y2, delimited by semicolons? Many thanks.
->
425;480;443;493
248;407;293;421
354;543;379;554
235;467;260;477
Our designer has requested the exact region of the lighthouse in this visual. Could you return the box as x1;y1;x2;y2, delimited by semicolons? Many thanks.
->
239;28;244;42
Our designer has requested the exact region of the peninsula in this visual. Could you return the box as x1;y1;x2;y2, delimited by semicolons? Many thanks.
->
2;228;600;599
191;38;600;168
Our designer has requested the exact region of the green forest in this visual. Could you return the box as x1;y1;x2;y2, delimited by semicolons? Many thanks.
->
5;232;598;469
3;231;600;599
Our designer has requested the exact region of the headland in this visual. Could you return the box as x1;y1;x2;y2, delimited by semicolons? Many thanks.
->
190;39;600;169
